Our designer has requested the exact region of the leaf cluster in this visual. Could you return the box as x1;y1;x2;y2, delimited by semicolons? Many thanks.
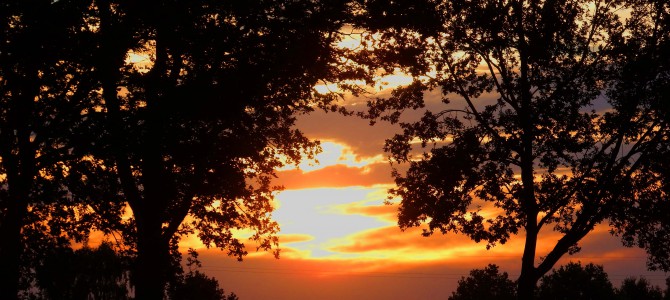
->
356;0;670;272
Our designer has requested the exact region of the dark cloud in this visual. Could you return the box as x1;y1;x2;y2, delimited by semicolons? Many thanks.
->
296;111;397;158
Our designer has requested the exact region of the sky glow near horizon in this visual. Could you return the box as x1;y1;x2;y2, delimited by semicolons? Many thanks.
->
193;77;669;299
101;18;668;300
196;131;667;299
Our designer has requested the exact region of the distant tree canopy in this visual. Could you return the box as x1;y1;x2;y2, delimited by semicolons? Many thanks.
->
616;277;665;300
169;271;238;300
23;243;235;300
168;249;238;300
457;263;670;300
31;242;131;300
449;264;516;300
355;0;670;298
537;262;615;300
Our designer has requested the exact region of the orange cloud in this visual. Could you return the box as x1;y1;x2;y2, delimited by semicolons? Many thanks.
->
279;234;314;245
275;163;393;189
282;141;385;171
342;202;397;223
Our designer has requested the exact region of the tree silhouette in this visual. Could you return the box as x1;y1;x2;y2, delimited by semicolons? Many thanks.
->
168;249;238;300
449;264;516;300
31;242;132;300
0;1;126;299
356;0;670;298
537;262;615;300
27;244;239;300
616;277;664;300
169;271;238;300
85;0;360;298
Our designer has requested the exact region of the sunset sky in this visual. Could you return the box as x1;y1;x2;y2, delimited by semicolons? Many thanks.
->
180;78;668;299
6;3;669;300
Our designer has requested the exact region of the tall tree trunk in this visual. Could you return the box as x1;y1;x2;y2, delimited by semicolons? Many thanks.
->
517;238;538;300
131;13;173;298
517;162;540;300
134;212;169;300
517;149;539;300
514;0;538;298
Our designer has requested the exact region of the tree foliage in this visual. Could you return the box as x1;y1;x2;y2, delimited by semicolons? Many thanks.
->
537;262;615;300
169;271;238;300
168;249;238;300
30;242;132;300
0;1;126;298
24;243;238;300
83;0;361;297
355;0;670;298
616;277;664;300
455;263;670;300
449;264;516;300
3;0;363;298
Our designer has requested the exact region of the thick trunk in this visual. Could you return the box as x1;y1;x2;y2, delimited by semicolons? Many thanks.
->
517;196;539;300
132;19;174;299
517;250;538;300
517;157;538;300
134;215;169;300
517;165;539;300
133;171;171;300
514;1;538;298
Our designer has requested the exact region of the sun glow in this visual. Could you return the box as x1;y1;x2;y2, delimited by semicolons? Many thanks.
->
125;49;154;73
313;71;414;96
279;140;384;172
272;186;393;259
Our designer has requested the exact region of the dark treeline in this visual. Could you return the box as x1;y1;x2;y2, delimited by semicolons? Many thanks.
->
451;262;670;300
1;0;669;299
28;243;237;300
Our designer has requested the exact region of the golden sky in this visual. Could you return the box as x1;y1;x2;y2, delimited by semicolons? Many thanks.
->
187;78;668;299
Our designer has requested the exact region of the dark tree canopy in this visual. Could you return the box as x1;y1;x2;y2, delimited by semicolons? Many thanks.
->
537;262;615;300
83;0;362;298
355;0;670;298
169;249;238;300
31;242;132;300
169;271;238;300
616;277;664;300
0;1;126;298
449;264;516;300
25;243;237;300
3;0;363;298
